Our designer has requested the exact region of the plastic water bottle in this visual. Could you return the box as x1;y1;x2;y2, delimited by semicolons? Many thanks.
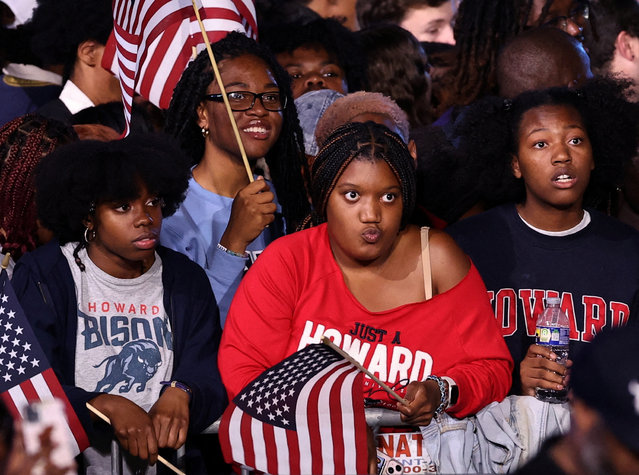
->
534;297;569;403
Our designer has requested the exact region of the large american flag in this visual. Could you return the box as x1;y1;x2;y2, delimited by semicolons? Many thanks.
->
219;343;368;474
0;270;88;455
103;0;257;135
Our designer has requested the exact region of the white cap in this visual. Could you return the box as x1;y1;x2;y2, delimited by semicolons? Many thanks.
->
546;297;561;305
2;0;38;28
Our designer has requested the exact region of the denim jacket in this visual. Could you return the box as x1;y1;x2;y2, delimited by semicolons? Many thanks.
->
421;395;570;473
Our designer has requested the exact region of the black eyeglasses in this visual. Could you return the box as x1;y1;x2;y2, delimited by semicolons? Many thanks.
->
542;2;590;32
204;91;287;112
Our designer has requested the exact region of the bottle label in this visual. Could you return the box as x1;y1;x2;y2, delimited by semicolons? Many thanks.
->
536;326;569;346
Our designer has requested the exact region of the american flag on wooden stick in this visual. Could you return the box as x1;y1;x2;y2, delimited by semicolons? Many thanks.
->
219;343;369;474
0;270;89;456
102;0;257;135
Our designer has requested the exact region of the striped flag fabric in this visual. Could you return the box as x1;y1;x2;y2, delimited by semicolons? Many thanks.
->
219;343;369;475
103;0;257;135
0;270;89;456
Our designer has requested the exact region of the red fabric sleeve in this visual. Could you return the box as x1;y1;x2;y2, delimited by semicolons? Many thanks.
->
444;265;513;417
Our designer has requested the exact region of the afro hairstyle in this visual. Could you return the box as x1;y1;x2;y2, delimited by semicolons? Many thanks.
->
450;77;639;211
35;133;190;245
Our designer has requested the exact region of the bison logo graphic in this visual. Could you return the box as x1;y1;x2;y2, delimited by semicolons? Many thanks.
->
94;340;162;393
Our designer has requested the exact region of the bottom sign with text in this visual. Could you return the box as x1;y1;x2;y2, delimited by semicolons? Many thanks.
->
376;431;437;474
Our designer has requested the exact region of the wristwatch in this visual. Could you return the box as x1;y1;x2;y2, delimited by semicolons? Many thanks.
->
442;376;459;408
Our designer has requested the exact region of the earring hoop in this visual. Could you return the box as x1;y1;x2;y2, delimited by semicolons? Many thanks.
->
201;127;210;137
84;227;95;243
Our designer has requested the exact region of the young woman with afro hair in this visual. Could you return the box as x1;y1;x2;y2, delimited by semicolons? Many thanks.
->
11;134;226;473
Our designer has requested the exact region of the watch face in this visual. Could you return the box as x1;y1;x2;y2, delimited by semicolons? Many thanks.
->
450;384;459;405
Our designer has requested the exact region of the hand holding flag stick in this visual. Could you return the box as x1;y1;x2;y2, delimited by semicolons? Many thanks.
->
321;336;410;405
191;0;254;184
85;403;186;475
1;252;10;270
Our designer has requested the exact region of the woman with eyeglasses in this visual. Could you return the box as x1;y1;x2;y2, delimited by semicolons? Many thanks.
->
164;32;310;325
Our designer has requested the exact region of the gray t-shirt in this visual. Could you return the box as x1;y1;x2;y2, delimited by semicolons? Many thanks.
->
61;243;174;474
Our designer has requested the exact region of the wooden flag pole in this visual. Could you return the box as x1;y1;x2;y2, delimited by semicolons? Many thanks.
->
86;403;186;475
191;0;254;183
321;337;409;405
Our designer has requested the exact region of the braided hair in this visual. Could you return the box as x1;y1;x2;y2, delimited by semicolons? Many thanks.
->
166;31;311;229
0;114;77;260
307;121;416;228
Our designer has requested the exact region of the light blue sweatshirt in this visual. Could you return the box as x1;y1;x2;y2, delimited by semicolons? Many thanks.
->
161;176;283;326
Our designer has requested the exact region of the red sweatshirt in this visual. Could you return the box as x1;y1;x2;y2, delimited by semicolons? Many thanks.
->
219;224;512;418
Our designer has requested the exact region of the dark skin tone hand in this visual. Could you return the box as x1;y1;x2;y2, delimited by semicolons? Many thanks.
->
396;379;442;427
90;389;190;465
148;387;190;450
220;176;276;254
520;343;573;396
90;394;159;464
365;380;443;474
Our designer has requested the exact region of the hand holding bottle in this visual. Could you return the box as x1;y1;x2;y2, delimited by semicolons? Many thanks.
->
520;343;572;397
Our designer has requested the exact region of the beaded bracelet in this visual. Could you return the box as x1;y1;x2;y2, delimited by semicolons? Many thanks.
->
217;242;249;259
425;375;448;416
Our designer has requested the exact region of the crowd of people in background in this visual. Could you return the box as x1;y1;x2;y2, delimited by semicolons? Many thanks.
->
0;0;638;473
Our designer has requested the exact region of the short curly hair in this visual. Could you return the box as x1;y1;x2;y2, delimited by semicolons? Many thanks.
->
585;0;639;71
262;18;366;93
29;0;113;80
35;134;190;245
357;24;433;127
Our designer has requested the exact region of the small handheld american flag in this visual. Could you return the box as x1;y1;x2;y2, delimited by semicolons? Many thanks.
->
219;343;369;474
103;0;257;136
0;269;88;456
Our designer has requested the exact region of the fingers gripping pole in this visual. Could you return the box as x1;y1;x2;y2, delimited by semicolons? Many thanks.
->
86;403;186;475
321;337;410;405
1;253;10;270
191;0;254;183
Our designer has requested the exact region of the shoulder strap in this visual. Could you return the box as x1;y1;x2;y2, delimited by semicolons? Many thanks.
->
420;226;433;300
